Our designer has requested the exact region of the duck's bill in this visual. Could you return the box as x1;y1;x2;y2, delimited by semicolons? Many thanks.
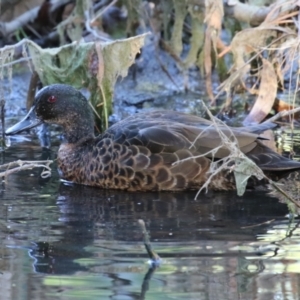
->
5;107;43;135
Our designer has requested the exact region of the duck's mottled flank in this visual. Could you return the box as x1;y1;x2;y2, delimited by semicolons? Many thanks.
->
6;84;300;192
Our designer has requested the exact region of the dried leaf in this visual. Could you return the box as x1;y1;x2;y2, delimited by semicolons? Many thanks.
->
273;98;293;112
204;0;223;32
231;27;276;71
234;158;264;196
27;33;148;129
274;36;298;81
272;98;300;121
217;25;278;99
27;33;147;91
244;59;277;125
204;0;224;102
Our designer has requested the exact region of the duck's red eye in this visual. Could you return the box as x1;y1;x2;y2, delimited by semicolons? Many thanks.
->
48;95;57;103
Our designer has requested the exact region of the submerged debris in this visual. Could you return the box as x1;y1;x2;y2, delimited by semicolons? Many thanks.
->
138;219;161;267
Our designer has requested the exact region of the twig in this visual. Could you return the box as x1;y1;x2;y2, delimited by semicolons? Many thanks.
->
138;219;161;266
0;7;40;36
0;57;32;68
84;10;112;42
156;50;181;90
0;0;71;36
90;0;118;24
241;219;275;229
0;159;52;169
264;106;300;123
155;47;180;90
0;159;53;179
269;180;300;208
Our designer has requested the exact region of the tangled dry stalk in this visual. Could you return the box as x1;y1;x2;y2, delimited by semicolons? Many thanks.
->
0;159;53;179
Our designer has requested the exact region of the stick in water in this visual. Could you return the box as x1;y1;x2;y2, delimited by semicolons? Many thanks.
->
138;219;161;266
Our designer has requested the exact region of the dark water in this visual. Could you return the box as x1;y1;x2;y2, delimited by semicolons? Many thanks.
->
1;139;300;300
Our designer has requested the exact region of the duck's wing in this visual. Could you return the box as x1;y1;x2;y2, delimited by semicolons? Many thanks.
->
104;110;300;172
113;110;277;133
246;140;300;171
105;111;267;158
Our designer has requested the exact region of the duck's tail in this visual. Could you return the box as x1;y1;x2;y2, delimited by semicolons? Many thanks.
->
246;140;300;182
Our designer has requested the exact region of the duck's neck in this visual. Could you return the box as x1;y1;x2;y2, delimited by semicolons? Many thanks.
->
61;112;95;144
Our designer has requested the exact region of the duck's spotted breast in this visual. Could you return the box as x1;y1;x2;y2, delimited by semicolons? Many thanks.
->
57;138;219;191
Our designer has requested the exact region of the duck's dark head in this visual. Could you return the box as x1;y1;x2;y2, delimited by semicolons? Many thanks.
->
6;84;95;143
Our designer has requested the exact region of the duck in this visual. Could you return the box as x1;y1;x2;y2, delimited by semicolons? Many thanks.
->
5;84;300;191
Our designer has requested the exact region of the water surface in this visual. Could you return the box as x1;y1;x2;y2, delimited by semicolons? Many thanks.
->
1;139;300;300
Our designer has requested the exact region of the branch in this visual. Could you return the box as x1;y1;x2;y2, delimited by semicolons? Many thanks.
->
0;0;71;37
0;159;53;178
264;106;300;123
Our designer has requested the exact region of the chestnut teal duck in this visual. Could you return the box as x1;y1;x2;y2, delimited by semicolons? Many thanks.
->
6;84;300;191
